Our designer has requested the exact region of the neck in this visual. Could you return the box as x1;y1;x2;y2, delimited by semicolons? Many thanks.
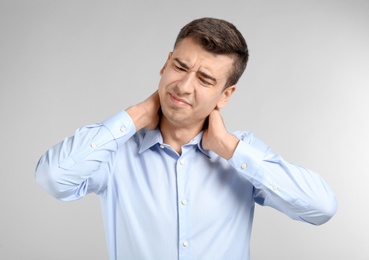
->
159;116;205;155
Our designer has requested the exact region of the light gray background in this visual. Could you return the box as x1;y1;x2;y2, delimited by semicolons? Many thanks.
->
1;0;368;259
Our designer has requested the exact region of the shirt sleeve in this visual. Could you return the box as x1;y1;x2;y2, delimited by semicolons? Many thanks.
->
228;131;338;225
35;110;136;201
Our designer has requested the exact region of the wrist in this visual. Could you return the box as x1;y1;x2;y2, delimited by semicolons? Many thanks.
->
208;132;239;160
126;105;147;131
219;134;239;160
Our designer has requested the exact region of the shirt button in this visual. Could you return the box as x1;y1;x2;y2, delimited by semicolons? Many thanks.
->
183;241;189;247
181;199;187;205
273;185;279;191
241;163;247;169
179;159;185;165
160;144;165;149
120;126;126;133
90;143;96;148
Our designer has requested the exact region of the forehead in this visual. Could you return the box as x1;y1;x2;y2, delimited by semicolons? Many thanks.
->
172;38;234;82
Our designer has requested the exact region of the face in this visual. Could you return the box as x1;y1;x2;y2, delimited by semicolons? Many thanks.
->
158;38;236;129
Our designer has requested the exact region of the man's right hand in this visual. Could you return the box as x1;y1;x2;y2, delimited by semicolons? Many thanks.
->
126;91;161;131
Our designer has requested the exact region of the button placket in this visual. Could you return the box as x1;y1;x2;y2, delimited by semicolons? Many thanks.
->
176;155;190;255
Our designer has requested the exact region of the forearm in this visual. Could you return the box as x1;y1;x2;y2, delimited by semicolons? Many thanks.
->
254;155;337;225
201;109;239;160
210;132;239;160
229;132;337;225
35;110;136;200
126;90;160;131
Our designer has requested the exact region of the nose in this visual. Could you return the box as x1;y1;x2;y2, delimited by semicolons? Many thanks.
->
177;71;196;94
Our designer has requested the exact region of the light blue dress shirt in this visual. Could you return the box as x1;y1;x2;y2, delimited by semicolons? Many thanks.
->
36;110;337;260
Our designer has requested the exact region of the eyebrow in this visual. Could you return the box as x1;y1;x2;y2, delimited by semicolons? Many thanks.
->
174;58;189;70
174;58;217;85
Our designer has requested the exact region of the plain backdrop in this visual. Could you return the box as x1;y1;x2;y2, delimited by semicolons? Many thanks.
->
1;0;368;259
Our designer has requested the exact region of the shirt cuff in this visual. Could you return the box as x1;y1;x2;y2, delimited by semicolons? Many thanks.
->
228;140;266;178
102;110;136;141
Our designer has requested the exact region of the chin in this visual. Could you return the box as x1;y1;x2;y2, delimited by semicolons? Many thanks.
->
161;109;187;126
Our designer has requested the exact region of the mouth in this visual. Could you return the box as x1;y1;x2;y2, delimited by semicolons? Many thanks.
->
169;93;191;107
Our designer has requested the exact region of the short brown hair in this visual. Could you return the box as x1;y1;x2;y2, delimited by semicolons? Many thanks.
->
174;17;249;89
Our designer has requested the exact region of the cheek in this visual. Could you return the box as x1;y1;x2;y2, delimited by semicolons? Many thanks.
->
196;87;222;104
158;74;177;95
158;75;170;95
194;89;222;112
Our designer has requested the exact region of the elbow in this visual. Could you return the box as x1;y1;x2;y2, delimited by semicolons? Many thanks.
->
35;156;76;201
320;194;338;224
301;193;338;225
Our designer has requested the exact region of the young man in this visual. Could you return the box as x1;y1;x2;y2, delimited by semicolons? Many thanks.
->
36;18;337;259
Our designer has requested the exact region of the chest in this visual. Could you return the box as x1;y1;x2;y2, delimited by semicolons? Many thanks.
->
110;145;253;220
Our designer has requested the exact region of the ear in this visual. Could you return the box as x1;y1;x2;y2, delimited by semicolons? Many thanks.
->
217;85;236;109
160;52;173;76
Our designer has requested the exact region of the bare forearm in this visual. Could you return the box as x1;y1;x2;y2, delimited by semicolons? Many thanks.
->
202;109;239;160
126;91;160;131
212;133;239;160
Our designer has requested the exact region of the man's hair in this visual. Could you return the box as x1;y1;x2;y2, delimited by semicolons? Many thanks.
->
174;17;249;89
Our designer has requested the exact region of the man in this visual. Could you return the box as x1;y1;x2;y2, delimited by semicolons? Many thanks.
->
36;17;337;259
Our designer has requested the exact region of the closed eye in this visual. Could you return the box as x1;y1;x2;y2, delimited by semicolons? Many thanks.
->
197;71;217;86
174;64;187;72
198;77;212;86
173;58;189;72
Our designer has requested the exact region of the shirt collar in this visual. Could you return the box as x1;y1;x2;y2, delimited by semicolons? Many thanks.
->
138;128;212;158
138;128;163;154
